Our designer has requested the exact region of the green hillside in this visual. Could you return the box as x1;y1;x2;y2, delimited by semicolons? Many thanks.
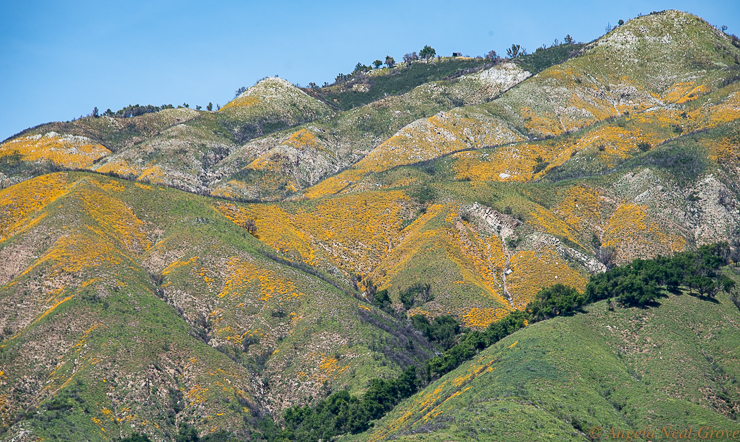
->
354;287;740;441
0;173;437;440
0;9;740;441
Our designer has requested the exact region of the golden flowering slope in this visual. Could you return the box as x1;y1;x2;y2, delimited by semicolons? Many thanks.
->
214;108;740;325
0;173;440;440
218;77;334;121
302;11;740;199
0;79;335;194
215;186;597;329
88;79;336;193
0;174;261;439
209;63;530;200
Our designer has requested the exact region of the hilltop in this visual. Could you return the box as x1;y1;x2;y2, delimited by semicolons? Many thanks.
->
1;9;740;441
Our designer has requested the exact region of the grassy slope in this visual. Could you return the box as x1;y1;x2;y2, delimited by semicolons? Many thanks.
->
353;290;740;441
0;173;438;441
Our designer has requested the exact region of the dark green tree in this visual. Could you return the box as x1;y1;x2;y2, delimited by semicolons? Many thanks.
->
373;59;383;69
206;102;213;111
372;289;391;311
353;62;370;74
506;44;522;58
175;424;199;442
385;55;395;68
419;45;436;60
528;283;586;320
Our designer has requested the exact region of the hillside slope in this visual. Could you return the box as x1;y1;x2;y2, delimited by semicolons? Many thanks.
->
304;10;740;200
0;173;437;440
209;62;530;200
353;291;740;441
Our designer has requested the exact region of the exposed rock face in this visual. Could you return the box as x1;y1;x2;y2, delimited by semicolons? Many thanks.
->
690;175;740;243
468;202;522;239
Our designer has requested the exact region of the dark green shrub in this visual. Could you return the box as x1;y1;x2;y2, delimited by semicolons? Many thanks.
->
399;283;432;309
527;284;586;320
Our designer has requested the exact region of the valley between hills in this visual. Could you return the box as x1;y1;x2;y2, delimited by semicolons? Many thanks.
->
1;9;740;441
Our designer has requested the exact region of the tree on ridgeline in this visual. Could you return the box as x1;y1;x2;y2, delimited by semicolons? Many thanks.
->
485;50;499;62
419;45;436;60
403;52;419;64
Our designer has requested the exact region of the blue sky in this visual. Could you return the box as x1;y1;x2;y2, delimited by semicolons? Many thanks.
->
1;0;739;141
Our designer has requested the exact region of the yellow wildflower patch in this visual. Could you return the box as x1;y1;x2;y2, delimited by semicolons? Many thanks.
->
507;247;588;309
77;180;151;253
0;173;69;241
138;165;166;184
162;256;199;275
603;204;686;262
0;134;110;169
185;385;209;405
216;203;317;265
528;205;585;249
452;141;576;183
218;257;305;302
662;81;709;104
20;231;125;280
462;307;508;328
219;95;260;112
220;191;412;275
554;184;604;231
95;158;141;177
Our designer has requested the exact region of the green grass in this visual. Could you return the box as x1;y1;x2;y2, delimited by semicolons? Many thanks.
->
354;287;740;441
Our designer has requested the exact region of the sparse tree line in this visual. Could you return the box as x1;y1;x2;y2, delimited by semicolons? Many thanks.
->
320;33;584;90
85;102;219;120
88;31;586;122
